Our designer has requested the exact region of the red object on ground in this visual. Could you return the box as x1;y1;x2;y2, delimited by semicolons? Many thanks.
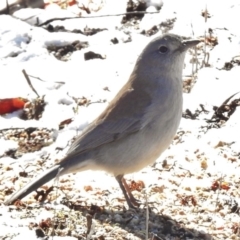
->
0;98;27;115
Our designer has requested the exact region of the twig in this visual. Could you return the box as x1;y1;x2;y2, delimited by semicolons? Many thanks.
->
27;74;65;85
215;174;224;212
37;11;160;26
145;191;149;240
22;69;40;97
202;5;208;68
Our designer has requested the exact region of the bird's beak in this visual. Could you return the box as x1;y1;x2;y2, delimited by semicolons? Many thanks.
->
181;39;200;51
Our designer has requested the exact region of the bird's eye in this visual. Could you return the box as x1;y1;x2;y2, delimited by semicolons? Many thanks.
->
158;46;168;54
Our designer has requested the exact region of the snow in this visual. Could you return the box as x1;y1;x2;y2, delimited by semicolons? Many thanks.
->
1;0;240;239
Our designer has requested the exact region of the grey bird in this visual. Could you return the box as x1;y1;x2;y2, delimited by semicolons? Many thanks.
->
5;34;199;208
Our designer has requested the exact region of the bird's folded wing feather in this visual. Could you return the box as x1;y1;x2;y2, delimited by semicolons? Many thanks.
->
66;85;152;158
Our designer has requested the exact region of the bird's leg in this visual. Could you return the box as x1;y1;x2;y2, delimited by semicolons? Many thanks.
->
121;177;141;207
115;175;140;208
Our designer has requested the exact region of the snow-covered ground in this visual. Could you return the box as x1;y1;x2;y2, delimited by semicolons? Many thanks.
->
1;0;240;239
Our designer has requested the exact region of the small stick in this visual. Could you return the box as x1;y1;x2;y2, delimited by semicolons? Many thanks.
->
27;74;65;85
22;69;40;97
38;11;160;26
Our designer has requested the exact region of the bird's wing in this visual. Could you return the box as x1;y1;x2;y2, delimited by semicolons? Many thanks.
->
67;83;152;157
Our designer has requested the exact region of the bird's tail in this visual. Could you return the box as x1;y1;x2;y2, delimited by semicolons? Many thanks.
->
4;165;61;205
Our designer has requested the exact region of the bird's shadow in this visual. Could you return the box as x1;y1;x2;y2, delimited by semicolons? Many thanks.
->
5;191;213;239
53;197;213;240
